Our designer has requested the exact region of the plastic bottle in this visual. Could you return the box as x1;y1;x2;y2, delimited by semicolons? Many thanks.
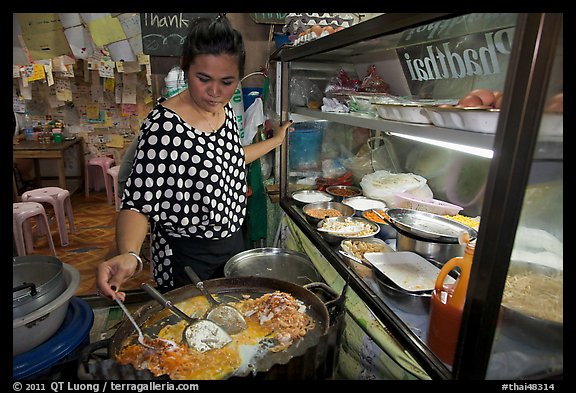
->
21;112;33;139
427;239;475;365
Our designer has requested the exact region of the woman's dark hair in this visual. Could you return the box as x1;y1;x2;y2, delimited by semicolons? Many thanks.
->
180;14;246;79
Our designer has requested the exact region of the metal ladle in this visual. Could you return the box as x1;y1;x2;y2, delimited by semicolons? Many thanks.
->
141;283;232;352
184;266;248;335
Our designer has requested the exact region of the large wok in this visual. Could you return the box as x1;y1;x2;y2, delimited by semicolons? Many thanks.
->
106;276;336;379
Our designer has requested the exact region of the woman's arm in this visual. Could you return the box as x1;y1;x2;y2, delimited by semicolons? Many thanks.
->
243;120;293;164
96;209;150;300
116;209;149;255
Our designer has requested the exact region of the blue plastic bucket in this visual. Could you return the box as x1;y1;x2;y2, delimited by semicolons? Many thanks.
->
289;122;324;171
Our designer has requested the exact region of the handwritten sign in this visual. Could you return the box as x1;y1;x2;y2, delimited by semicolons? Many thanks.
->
140;13;218;56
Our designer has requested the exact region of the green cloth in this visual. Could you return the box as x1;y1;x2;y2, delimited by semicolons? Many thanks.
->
247;158;267;241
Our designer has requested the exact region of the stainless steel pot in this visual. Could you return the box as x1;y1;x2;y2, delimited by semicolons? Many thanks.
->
13;263;80;355
13;256;67;319
396;230;465;266
224;248;322;285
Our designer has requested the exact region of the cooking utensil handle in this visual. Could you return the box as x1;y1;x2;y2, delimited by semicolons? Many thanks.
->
141;283;195;323
13;282;38;296
184;266;220;307
184;266;201;285
114;298;144;336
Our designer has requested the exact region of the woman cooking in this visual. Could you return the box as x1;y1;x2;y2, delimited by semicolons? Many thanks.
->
96;14;292;300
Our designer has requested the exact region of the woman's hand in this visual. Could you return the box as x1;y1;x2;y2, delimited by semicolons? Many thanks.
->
243;119;293;164
270;119;293;147
95;253;140;301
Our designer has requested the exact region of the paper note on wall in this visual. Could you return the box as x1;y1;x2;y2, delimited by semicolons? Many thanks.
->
58;13;83;29
23;29;72;61
117;13;141;39
108;40;136;62
27;64;46;82
122;73;137;104
64;25;94;60
87;15;127;47
86;103;100;120
55;78;73;101
106;134;125;148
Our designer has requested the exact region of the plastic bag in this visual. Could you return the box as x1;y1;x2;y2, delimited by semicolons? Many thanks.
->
242;97;264;146
324;69;361;96
360;170;433;206
342;137;398;184
358;65;390;94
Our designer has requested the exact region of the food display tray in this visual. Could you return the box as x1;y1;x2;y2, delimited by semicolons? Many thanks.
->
424;106;499;133
374;103;432;124
365;251;454;293
386;208;477;243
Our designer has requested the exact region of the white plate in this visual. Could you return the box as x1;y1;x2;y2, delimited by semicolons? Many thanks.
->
365;251;454;292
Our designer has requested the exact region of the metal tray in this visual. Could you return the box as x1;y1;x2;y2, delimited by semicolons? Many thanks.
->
365;251;454;293
386;208;477;243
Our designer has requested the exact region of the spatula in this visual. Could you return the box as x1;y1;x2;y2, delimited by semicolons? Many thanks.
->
184;266;248;335
141;283;232;352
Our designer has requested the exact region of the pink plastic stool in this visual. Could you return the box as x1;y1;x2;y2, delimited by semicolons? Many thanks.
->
85;156;115;203
107;165;121;211
13;202;56;256
21;187;76;247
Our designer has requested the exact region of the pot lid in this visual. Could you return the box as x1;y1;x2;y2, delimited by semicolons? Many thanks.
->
13;256;66;315
386;208;477;243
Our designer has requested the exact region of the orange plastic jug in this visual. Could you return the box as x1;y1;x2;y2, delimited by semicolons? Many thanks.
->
427;240;475;365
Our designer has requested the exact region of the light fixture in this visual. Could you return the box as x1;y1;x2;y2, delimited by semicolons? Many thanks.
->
389;132;494;158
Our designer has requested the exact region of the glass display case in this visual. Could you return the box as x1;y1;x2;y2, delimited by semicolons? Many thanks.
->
271;13;563;379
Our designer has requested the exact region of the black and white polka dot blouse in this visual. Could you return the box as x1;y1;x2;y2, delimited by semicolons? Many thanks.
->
122;102;247;241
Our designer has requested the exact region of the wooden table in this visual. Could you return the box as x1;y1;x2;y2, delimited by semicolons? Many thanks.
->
13;137;85;196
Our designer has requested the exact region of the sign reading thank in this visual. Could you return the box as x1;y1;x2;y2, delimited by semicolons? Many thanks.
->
140;13;218;56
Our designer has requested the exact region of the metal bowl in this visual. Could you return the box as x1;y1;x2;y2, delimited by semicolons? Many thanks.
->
224;248;322;285
325;185;362;202
291;190;333;207
396;230;465;266
302;201;355;226
499;261;563;349
339;237;393;267
317;216;379;245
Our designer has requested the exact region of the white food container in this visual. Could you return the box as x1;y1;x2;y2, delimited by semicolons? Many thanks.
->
374;103;431;124
424;107;500;133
